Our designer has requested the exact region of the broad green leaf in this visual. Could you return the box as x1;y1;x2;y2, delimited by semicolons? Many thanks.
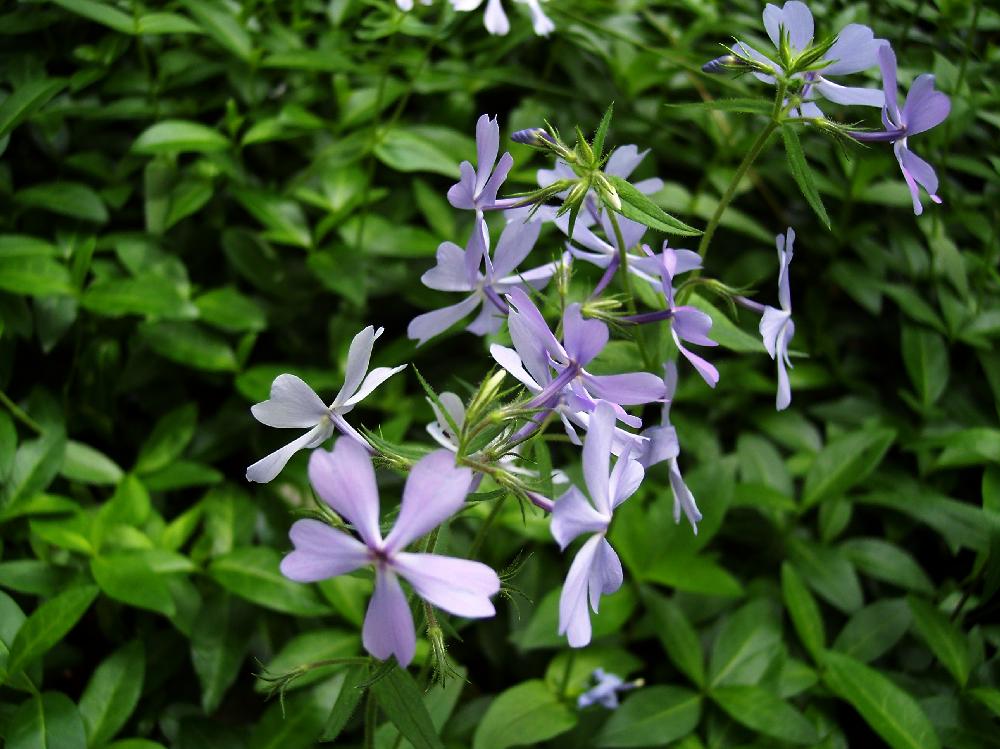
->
473;680;576;749
802;427;896;508
0;257;74;296
788;537;863;613
15;182;108;223
195;287;267;333
50;0;134;32
707;598;782;688
191;593;254;713
663;98;773;115
968;688;1000;719
0;235;59;259
711;684;818;744
822;651;940;749
249;676;344;749
374;126;474;178
59;440;123;485
781;562;825;662
320;665;368;742
231;187;312;249
132;120;230;155
642;589;705;686
135;404;198;474
6;584;98;677
254;628;360;693
371;666;444;749
595;686;701;747
607;175;701;236
98;474;152;530
738;434;792;495
81;276;197;319
79;640;145;747
856;489;991;553
840;538;933;594
180;0;252;61
0;78;67;139
6;692;87;749
2;398;66;507
901;326;949;408
907;597;970;687
135;12;202;34
833;599;910;663
138;321;238;372
90;554;176;616
209;547;331;616
781;124;830;229
0;590;27;676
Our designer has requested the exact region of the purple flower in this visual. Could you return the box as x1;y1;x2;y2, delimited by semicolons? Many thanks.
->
851;45;950;215
246;326;406;483
280;439;501;666
450;0;554;37
536;144;664;204
551;402;643;647
634;246;719;388
760;228;796;410
577;669;641;709
736;1;886;116
638;363;702;533
490;288;666;436
408;216;564;345
448;114;515;212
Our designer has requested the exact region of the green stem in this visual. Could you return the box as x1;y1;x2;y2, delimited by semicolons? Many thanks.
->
558;650;576;698
469;493;508;558
607;211;656;371
363;689;378;749
696;84;785;262
0;390;43;434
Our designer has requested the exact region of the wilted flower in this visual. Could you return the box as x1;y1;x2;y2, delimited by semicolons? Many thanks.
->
408;216;563;345
551;402;643;647
451;0;554;37
759;228;796;410
850;45;950;215
280;439;500;667
577;669;642;709
638;362;702;533
735;1;886;116
246;326;406;483
448;114;517;213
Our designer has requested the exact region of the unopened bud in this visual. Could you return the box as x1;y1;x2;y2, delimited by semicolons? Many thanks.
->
511;127;556;147
702;54;739;73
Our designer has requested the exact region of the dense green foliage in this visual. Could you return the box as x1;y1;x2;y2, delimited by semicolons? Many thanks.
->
1;1;998;748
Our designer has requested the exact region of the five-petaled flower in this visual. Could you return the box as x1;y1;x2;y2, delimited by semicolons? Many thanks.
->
246;326;406;483
551;402;643;647
280;439;501;667
759;228;797;410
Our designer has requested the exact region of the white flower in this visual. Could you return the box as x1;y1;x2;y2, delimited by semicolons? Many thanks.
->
246;326;406;483
451;0;554;37
759;228;796;411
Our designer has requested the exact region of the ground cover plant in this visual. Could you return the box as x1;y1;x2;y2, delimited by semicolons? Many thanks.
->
0;0;998;747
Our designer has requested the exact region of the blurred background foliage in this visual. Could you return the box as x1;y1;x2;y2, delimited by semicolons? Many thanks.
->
0;0;999;747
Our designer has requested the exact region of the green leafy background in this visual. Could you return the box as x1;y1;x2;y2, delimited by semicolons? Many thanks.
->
0;0;998;748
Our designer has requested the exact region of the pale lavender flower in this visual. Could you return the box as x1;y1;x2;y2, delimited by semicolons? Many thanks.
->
735;1;886;117
448;114;516;212
489;288;665;442
281;439;500;667
638;362;702;533
759;228;796;410
407;215;564;345
451;0;554;37
552;402;643;647
246;327;406;483
851;45;950;215
577;669;641;709
629;246;719;388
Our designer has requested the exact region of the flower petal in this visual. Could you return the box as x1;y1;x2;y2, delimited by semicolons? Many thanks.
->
334;326;381;406
551;486;609;550
583;401;616;515
608;451;644;510
814;78;884;108
507;287;564;382
563;304;609;367
559;534;602;647
483;0;510;35
251;374;328;428
280;519;370;581
479;152;514;207
491;217;542;279
393;552;500;617
823;24;884;76
877;44;901;126
764;1;814;53
246;423;331;483
474;114;500;196
308;437;383;548
776;227;795;311
343;364;407;407
447;161;478;210
903;74;951;136
422;241;475;292
363;569;416;666
583;372;666;406
898;145;940;202
669;458;702;533
407;294;482;346
383;450;472;552
639;423;679;468
588;537;623;612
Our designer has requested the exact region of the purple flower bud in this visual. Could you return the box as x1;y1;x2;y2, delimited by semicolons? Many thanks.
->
702;54;739;74
512;127;555;147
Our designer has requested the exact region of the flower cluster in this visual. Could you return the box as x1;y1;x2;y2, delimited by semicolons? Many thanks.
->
243;0;949;679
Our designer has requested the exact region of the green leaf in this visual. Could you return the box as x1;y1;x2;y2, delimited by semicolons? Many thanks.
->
132;120;230;156
689;292;764;353
90;554;176;616
50;0;134;32
138;321;238;372
642;589;704;686
788;537;863;613
374;126;475;178
663;98;773;115
901;326;949;408
832;599;911;663
209;547;331;616
707;598;782;688
2;401;67;507
822;651;941;749
595;686;701;747
81;276;197;320
15;182;108;223
231;187;312;249
135;12;202;34
6;584;98;678
180;0;253;61
0;78;67;139
191;593;254;713
255;628;360;693
0;257;75;296
607;175;701;236
59;440;123;485
195;287;267;333
135;404;198;474
79;640;145;747
968;687;1000;719
840;538;933;594
711;684;818;744
781;123;830;228
781;562;825;662
6;692;87;749
320;665;368;742
473;680;576;749
371;666;444;749
249;677;344;749
0;590;27;676
802;426;896;508
592;101;614;161
907;597;970;687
